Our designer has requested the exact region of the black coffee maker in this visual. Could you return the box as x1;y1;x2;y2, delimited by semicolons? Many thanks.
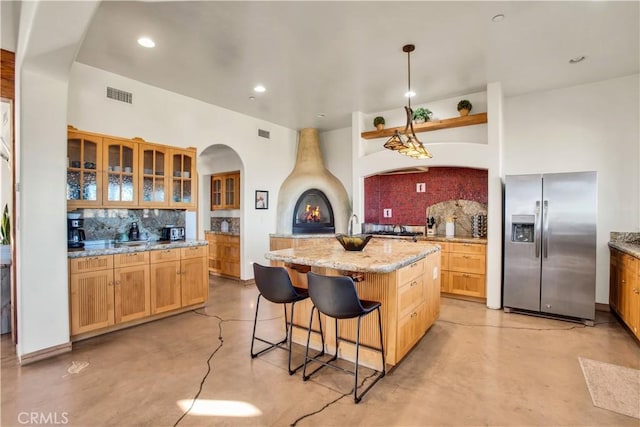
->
68;218;86;249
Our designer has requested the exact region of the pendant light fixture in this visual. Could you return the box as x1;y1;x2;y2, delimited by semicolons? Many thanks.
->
383;44;432;159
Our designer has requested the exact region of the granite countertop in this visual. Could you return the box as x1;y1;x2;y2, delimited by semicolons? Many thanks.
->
269;233;336;239
68;239;208;259
205;231;240;237
269;232;486;244
608;242;640;258
265;237;440;273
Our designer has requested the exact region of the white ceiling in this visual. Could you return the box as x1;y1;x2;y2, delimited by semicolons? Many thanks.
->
76;1;639;131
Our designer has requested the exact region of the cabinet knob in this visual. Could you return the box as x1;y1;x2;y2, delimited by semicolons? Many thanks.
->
411;312;418;318
410;281;418;287
463;255;470;259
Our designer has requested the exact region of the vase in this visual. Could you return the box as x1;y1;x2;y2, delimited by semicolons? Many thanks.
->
459;108;470;117
414;118;426;124
0;245;11;265
375;124;384;131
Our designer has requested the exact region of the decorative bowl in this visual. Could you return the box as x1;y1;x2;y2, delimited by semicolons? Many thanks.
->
335;234;373;251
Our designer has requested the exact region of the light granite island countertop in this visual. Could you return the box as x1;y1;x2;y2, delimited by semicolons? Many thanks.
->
264;237;442;368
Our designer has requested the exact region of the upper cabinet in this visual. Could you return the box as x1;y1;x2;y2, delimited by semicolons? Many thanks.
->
169;148;197;209
138;141;169;207
211;171;240;210
67;130;103;209
67;126;198;210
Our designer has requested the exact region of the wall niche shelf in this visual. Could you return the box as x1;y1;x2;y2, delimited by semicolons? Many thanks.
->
360;112;488;140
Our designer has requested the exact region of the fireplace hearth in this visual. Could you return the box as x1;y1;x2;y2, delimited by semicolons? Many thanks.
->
292;189;335;234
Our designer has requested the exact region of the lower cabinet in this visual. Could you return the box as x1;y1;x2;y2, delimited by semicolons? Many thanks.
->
610;248;640;340
69;244;209;340
205;232;240;278
440;241;486;299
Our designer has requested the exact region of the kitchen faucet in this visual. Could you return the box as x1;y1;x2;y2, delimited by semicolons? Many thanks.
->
348;214;359;236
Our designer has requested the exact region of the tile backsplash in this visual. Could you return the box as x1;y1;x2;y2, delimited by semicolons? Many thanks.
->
79;209;185;241
210;217;240;233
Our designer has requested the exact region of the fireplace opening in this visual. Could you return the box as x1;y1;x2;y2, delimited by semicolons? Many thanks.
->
292;189;335;234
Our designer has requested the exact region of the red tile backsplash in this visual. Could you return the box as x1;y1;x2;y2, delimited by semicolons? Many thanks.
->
364;167;488;225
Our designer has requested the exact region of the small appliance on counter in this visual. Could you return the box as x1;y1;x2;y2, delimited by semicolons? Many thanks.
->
161;226;185;241
129;222;140;241
67;218;86;249
426;217;436;236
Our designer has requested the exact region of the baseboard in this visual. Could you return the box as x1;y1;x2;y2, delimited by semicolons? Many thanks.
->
19;342;72;365
595;303;610;312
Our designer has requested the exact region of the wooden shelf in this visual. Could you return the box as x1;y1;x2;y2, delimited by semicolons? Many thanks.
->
360;112;487;140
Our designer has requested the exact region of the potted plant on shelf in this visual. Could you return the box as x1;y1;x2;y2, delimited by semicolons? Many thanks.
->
412;107;432;124
373;116;385;131
1;204;10;265
457;99;472;117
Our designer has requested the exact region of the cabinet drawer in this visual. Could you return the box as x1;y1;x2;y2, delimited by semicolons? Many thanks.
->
448;272;485;298
448;253;486;274
450;242;486;255
181;245;208;259
70;255;114;274
398;259;425;284
398;275;424;317
114;251;150;268
150;248;181;263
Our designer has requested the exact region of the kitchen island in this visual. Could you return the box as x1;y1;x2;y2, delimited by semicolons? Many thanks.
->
265;238;441;367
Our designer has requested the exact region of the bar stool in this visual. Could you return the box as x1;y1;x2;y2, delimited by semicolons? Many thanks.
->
250;263;323;375
302;272;386;403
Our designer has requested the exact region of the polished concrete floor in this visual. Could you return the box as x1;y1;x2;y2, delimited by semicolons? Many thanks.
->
2;275;639;426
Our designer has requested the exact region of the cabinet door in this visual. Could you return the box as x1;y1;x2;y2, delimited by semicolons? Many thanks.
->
181;256;208;306
396;303;427;361
103;138;139;206
139;143;169;207
448;272;485;298
609;250;620;313
67;131;103;208
114;264;150;323
224;173;240;209
169;148;197;209
150;260;181;314
69;269;114;335
448;253;486;275
210;176;223;210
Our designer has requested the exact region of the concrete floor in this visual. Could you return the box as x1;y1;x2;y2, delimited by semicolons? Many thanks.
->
2;275;639;426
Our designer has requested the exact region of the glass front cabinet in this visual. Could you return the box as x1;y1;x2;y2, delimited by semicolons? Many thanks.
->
169;148;197;209
67;130;103;208
66;127;197;210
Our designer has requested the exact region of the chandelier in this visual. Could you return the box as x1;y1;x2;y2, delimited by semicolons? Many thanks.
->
383;44;432;159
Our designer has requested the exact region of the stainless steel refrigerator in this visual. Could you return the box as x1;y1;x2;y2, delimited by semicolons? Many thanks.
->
503;172;597;323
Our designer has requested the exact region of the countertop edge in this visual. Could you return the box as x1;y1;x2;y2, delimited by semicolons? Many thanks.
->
68;240;208;258
608;242;640;258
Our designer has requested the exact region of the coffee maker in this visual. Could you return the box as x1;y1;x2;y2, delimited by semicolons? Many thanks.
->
68;219;86;249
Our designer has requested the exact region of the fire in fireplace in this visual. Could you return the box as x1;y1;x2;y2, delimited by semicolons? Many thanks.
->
292;189;335;234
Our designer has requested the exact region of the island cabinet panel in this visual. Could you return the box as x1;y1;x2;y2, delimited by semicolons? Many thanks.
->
69;258;115;335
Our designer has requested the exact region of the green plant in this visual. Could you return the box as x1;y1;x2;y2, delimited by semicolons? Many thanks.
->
373;116;385;127
412;107;432;122
1;204;10;245
457;99;472;112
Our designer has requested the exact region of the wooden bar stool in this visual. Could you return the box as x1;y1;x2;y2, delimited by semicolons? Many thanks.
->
250;263;323;374
302;271;386;403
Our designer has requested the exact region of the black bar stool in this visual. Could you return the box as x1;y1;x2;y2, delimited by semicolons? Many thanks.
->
251;263;324;375
302;271;386;403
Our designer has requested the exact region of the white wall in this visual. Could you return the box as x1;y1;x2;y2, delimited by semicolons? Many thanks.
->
68;63;298;280
503;74;640;304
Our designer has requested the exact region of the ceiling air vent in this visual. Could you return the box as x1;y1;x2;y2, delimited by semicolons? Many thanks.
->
106;86;133;104
257;129;270;139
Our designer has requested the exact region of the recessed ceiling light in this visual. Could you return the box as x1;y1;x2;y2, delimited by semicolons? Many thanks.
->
492;14;505;22
137;37;155;48
405;91;416;98
316;113;326;118
253;85;266;93
569;56;586;64
248;96;256;101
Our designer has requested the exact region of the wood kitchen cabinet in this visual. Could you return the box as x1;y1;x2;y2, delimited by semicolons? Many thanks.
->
67;126;198;209
610;248;639;340
69;256;115;335
205;232;240;278
69;244;209;341
210;171;240;210
67;129;103;208
180;246;209;306
113;252;150;323
169;148;197;209
441;242;486;299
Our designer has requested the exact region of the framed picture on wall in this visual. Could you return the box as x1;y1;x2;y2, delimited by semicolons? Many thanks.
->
255;190;268;209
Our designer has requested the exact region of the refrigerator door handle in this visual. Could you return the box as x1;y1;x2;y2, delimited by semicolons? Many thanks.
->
543;200;549;258
535;201;541;258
